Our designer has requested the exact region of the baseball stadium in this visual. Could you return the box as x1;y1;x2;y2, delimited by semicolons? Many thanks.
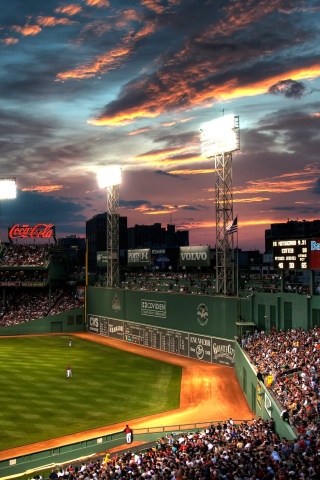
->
0;233;320;479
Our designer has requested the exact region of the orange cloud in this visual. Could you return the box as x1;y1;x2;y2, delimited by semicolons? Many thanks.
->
11;24;42;36
57;45;132;80
235;179;313;194
128;127;152;136
36;16;78;27
234;197;270;203
169;168;215;175
57;18;156;81
1;38;19;45
91;56;320;126
235;163;318;195
141;0;166;14
22;185;63;193
55;4;82;16
128;146;203;169
142;0;181;14
85;0;110;8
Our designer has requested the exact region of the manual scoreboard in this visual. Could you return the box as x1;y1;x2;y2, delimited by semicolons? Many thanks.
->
272;238;309;270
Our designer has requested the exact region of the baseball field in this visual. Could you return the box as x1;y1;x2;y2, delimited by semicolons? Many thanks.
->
0;335;182;452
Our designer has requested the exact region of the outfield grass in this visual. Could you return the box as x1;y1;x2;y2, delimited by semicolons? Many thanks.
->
0;335;182;451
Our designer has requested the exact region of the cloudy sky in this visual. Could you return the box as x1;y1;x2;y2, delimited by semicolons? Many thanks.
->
0;0;320;252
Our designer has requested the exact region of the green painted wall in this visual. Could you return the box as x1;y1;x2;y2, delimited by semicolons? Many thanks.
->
86;287;248;339
252;292;319;332
0;308;84;336
86;287;320;336
234;341;296;440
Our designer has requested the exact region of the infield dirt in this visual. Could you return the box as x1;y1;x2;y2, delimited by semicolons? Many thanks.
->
0;332;252;461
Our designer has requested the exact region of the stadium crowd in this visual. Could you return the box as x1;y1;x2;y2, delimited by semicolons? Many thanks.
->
48;416;320;480
0;243;83;326
243;327;320;445
117;272;215;295
0;244;50;266
0;289;82;326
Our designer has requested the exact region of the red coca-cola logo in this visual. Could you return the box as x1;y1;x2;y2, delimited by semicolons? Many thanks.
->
9;223;55;239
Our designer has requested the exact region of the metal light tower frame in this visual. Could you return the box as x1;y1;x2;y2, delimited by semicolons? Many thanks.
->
200;115;240;295
97;166;122;287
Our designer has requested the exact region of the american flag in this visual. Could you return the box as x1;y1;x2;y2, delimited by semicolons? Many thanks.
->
225;216;238;235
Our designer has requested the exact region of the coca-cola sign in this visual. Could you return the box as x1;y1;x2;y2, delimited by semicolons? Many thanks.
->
9;223;55;239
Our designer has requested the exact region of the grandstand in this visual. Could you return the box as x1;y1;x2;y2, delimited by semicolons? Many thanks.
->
0;243;84;329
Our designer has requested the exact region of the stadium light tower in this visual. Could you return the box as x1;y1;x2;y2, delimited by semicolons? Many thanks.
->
97;166;122;288
200;115;240;295
0;177;17;242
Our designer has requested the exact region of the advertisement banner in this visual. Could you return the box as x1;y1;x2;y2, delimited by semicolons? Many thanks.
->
211;337;235;367
189;334;212;362
141;299;166;318
8;223;55;240
108;318;124;340
127;249;151;267
309;238;320;270
87;315;100;334
179;245;210;267
97;251;108;267
76;286;85;302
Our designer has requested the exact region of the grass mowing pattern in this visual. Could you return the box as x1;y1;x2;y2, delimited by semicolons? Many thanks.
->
0;335;182;451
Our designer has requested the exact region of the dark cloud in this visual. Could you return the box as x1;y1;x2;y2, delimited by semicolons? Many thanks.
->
312;178;320;195
119;199;151;208
155;170;184;178
180;205;204;211
1;190;86;238
268;79;307;99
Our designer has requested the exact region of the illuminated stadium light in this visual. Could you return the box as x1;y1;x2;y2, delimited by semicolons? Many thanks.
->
97;166;122;189
0;177;17;200
200;114;240;157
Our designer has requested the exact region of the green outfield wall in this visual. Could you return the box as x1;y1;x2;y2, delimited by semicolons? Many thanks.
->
86;287;320;337
0;307;84;335
86;287;250;339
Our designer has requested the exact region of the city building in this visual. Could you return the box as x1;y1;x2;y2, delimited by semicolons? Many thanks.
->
128;223;188;249
86;213;128;273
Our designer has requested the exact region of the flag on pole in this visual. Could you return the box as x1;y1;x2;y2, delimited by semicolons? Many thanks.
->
225;216;238;235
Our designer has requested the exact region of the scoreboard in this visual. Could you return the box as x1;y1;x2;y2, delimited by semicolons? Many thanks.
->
272;239;309;270
87;315;235;367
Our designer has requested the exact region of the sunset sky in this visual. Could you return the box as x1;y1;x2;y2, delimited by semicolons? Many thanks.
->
1;0;320;252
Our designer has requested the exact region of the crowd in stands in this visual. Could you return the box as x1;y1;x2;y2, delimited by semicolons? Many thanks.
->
243;327;320;439
0;244;50;266
92;271;315;297
0;269;48;284
116;272;215;295
0;288;82;327
48;416;320;479
0;243;83;326
48;290;83;316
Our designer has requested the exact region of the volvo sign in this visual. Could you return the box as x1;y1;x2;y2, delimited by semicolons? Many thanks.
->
179;246;210;267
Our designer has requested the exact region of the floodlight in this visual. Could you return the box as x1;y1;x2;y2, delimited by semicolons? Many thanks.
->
200;114;240;157
97;166;122;189
0;178;16;200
